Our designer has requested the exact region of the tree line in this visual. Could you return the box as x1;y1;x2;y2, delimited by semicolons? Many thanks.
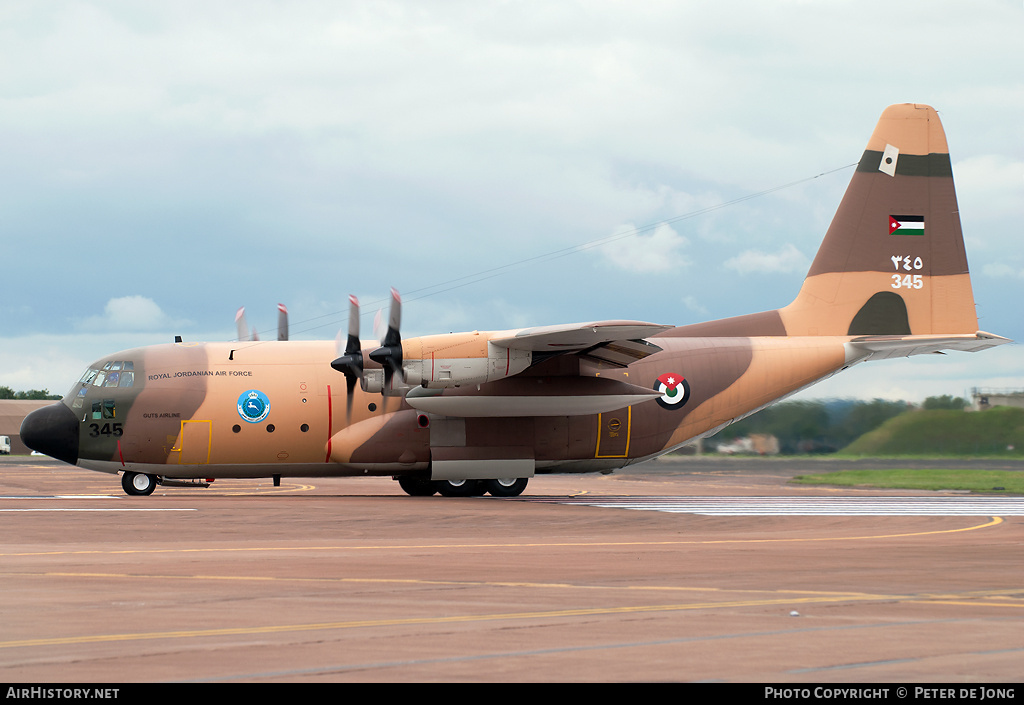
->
0;386;62;400
710;395;967;454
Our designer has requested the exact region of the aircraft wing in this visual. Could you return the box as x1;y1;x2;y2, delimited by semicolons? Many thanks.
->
490;320;671;367
846;331;1012;361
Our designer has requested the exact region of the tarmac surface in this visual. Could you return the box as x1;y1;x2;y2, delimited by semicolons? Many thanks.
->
1;455;1022;683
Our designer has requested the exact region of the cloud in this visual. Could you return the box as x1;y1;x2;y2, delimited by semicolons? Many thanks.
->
1;1;1020;397
682;295;709;317
78;296;191;333
955;155;1024;218
594;223;690;273
982;263;1023;279
723;243;808;275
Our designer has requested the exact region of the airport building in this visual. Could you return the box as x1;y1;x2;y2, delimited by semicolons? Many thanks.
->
0;400;56;455
971;388;1024;412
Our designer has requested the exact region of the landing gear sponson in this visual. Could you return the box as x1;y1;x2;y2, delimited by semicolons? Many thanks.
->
116;472;525;497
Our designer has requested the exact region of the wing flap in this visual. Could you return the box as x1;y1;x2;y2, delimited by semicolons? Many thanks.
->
577;339;663;367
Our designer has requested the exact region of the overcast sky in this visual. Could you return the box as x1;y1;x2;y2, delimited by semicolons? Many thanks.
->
1;1;1021;402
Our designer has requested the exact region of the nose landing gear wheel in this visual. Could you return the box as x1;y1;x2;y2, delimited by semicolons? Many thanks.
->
121;471;157;496
483;477;529;497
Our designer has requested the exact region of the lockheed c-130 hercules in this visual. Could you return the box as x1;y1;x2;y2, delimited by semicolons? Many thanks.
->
21;103;1010;497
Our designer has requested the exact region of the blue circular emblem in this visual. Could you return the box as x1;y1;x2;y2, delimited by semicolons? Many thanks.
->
237;389;271;423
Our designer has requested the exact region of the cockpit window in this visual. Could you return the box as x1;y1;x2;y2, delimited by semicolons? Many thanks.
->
90;400;116;420
86;362;135;389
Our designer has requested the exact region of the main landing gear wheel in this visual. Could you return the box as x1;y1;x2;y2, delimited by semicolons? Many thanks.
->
484;477;529;497
121;471;157;496
434;479;485;497
397;476;437;496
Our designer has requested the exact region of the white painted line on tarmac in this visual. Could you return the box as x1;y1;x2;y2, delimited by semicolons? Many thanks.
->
519;496;1024;516
0;495;119;500
0;508;195;512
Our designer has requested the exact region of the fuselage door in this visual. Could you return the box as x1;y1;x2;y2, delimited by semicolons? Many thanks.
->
595;407;631;458
173;420;212;465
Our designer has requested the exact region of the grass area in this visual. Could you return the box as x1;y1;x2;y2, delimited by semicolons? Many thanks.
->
838;406;1024;458
792;469;1024;494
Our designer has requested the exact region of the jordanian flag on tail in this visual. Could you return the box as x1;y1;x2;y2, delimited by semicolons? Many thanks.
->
889;214;925;236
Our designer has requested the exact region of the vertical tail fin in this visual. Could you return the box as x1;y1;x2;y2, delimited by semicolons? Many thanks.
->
780;103;979;336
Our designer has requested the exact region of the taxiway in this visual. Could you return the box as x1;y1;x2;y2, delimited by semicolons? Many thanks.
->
1;456;1022;682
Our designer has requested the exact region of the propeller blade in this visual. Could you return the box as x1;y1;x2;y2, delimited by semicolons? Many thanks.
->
330;295;364;425
373;307;384;345
235;308;250;341
385;287;401;343
345;373;356;424
369;288;403;389
345;295;360;355
277;303;289;341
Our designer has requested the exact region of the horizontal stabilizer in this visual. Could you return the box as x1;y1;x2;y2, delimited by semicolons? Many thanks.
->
846;331;1011;361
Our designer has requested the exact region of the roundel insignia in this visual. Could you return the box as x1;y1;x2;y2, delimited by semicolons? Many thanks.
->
654;373;690;410
237;389;271;423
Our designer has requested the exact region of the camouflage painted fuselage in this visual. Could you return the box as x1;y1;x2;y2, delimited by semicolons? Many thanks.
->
21;103;1009;489
58;333;855;479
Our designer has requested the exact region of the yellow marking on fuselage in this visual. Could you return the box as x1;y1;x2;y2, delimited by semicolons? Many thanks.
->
595;406;631;458
170;420;212;464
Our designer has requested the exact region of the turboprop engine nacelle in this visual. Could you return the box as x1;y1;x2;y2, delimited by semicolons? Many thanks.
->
398;333;532;389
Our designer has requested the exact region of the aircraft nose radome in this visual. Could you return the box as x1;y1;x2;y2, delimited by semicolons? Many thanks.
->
20;403;79;465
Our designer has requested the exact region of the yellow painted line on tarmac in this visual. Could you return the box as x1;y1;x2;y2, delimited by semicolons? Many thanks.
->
1;570;884;600
0;516;1003;557
8;591;1020;652
0;593;893;650
908;600;1024;609
13;570;1018;608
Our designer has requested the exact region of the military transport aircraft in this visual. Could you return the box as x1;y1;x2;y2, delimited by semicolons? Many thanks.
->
21;104;1010;497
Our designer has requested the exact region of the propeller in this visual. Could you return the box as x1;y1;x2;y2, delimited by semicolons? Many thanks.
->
235;307;251;342
235;305;286;342
369;288;403;391
330;295;363;423
277;303;289;341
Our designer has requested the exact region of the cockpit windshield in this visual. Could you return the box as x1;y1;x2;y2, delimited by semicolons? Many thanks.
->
76;361;136;392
